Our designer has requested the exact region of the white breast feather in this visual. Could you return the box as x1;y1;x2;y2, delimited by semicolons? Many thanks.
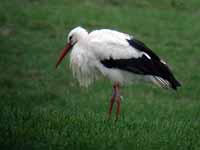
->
70;43;99;87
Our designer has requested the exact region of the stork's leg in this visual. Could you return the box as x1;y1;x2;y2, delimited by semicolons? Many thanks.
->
115;83;121;121
108;85;116;117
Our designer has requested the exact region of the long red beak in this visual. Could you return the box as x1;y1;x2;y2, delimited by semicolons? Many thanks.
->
55;43;73;68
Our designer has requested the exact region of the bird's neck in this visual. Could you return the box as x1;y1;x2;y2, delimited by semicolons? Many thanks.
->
77;30;89;42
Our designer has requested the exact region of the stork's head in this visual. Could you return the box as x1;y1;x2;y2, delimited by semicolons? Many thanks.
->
56;26;88;68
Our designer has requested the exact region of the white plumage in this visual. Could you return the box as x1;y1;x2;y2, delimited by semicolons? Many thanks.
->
56;26;181;120
69;27;153;86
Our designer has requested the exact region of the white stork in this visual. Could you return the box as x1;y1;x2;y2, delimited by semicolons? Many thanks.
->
56;26;181;120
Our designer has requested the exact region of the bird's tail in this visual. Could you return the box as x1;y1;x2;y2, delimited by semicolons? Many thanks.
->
152;76;181;90
168;77;181;90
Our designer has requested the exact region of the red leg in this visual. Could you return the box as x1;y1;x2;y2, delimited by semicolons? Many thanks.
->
115;83;121;121
108;85;116;117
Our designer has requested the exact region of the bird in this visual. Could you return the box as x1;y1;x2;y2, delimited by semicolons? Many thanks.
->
55;26;181;121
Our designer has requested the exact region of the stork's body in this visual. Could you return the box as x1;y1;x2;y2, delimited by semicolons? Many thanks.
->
56;27;181;120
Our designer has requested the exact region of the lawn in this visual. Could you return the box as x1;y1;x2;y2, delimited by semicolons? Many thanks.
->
0;0;200;149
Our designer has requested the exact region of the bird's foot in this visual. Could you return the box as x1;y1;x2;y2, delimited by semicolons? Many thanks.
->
115;90;121;121
108;85;117;118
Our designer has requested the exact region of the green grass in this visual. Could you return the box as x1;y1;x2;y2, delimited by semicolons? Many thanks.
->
0;0;200;149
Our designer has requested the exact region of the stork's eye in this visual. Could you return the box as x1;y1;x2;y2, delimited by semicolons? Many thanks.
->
69;36;72;41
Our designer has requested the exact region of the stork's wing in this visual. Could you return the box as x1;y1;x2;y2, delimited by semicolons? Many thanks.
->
88;29;181;89
100;52;180;89
88;29;142;60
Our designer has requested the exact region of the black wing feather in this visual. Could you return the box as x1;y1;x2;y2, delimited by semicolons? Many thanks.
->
101;38;181;90
127;38;160;61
